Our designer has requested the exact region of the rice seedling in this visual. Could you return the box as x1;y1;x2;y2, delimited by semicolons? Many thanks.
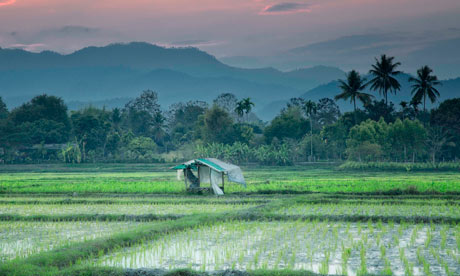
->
0;203;253;217
416;247;432;276
88;220;460;275
0;220;143;262
2;167;460;194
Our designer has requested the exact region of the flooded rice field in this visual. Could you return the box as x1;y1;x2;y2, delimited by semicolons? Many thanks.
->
95;220;460;275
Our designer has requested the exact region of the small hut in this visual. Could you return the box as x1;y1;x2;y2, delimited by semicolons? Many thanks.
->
172;158;246;195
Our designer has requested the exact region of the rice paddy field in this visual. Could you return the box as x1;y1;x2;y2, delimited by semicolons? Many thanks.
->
0;163;459;276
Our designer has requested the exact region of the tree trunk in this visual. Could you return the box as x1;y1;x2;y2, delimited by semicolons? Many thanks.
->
424;93;426;112
310;117;313;162
82;141;86;163
404;145;407;162
384;83;387;105
353;98;357;125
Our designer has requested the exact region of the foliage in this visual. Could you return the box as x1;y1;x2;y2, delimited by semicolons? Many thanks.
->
167;101;208;148
335;70;373;124
195;142;293;165
21;119;69;144
126;136;158;161
368;54;402;104
198;106;235;144
364;100;396;123
339;161;460;171
264;106;309;143
213;93;238;117
71;107;111;158
8;95;71;145
0;53;458;164
430;98;460;159
409;66;441;111
0;96;8;120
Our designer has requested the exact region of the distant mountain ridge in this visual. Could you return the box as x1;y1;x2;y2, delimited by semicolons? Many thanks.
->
0;42;345;119
1;42;458;121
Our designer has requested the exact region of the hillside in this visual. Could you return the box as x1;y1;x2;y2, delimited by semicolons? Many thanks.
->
0;42;344;117
1;42;457;120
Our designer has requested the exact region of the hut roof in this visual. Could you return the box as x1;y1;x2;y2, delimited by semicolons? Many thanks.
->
172;158;246;186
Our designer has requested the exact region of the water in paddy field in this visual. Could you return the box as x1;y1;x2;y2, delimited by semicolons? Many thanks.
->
0;221;143;262
94;221;460;275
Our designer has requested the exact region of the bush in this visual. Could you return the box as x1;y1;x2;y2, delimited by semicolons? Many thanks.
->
338;161;460;171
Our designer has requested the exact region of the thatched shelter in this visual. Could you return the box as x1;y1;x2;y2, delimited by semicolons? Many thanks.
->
172;158;246;195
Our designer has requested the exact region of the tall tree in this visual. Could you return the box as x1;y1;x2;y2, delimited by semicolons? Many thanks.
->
409;66;441;112
234;101;245;122
315;98;340;127
8;94;71;144
242;97;255;122
0;96;8;120
167;101;208;146
430;98;460;160
335;70;373;124
410;98;421;114
304;100;317;161
124;90;166;145
213;93;238;116
9;94;70;128
400;101;408;120
200;106;234;144
264;106;309;143
368;54;402;104
71;107;112;161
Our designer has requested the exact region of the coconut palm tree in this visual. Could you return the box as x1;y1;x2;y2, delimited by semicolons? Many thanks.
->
410;98;421;114
409;66;442;112
304;100;317;161
242;97;255;122
400;101;408;119
368;54;402;104
335;70;373;124
234;101;245;122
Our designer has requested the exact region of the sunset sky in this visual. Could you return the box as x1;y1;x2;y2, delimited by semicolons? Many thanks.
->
1;0;460;70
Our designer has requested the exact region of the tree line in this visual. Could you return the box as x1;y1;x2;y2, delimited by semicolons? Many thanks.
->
0;55;458;165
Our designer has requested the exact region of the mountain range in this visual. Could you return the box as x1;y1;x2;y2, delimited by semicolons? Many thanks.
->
0;42;459;120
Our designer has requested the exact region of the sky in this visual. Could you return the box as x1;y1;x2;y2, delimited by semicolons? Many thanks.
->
1;0;460;74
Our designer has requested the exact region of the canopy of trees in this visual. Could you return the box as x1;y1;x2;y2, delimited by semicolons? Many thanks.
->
0;56;458;165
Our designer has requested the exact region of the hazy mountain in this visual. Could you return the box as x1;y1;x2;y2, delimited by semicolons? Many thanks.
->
1;42;457;121
0;42;345;118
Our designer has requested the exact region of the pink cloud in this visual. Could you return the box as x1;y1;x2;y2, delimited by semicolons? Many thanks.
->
0;0;15;7
260;2;311;15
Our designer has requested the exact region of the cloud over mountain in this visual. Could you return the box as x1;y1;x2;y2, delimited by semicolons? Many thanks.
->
261;2;310;14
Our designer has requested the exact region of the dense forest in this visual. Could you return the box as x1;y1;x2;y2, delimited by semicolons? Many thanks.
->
0;55;459;165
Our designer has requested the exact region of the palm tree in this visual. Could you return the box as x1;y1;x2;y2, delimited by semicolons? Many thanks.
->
400;101;408;120
335;70;373;124
368;54;402;104
242;97;255;122
410;98;421;114
234;101;245;122
304;100;317;161
409;66;442;112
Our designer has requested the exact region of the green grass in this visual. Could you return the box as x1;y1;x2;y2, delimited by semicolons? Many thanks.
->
1;164;459;194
